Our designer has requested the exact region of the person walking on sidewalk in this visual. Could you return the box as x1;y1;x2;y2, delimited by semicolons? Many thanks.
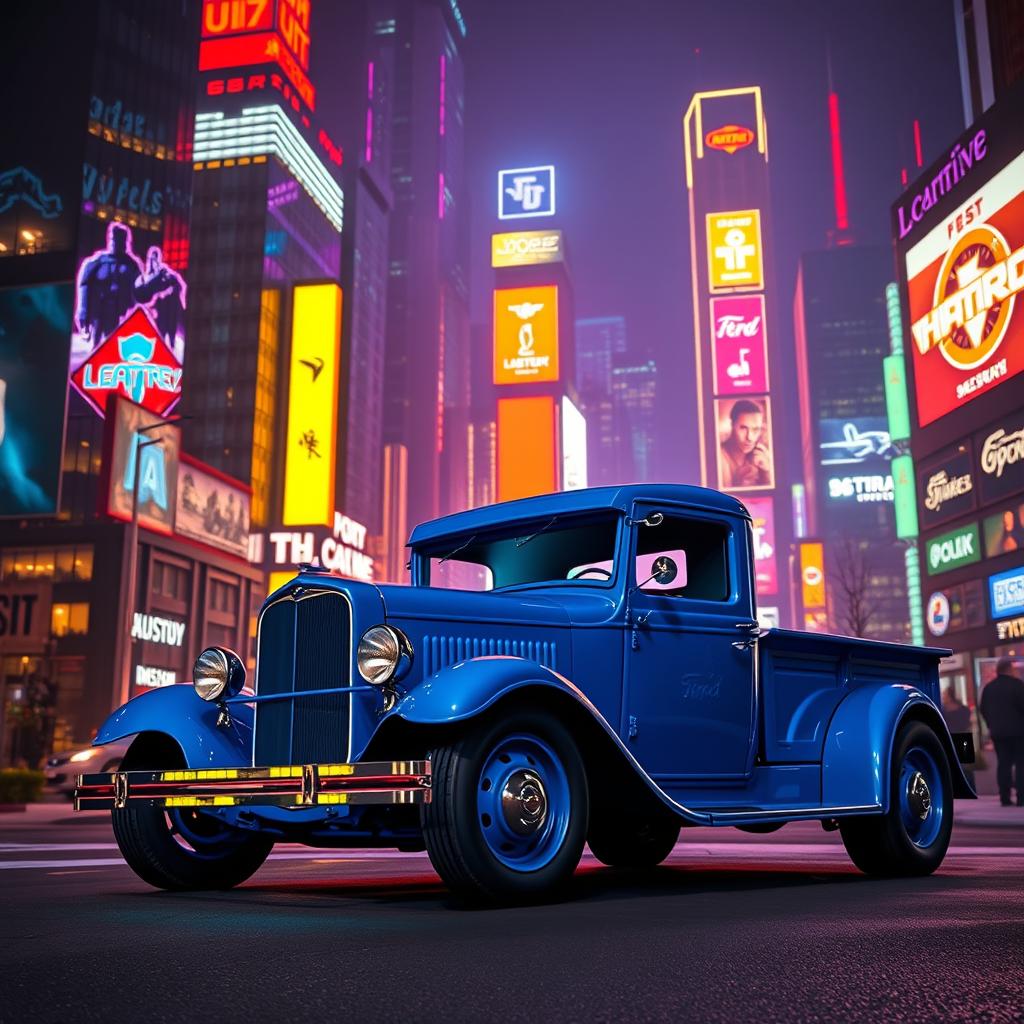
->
979;657;1024;807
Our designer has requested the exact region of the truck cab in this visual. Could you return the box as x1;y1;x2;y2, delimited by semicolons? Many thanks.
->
77;485;975;902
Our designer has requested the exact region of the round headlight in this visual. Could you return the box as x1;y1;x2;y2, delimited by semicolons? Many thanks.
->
357;625;412;686
193;647;246;702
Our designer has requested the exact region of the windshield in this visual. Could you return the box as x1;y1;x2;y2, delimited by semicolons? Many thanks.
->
425;514;620;591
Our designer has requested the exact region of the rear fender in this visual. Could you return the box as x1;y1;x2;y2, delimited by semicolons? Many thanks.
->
822;683;975;811
94;685;253;769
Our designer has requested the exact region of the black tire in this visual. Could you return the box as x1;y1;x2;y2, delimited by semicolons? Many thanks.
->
588;815;681;868
111;744;273;891
422;708;588;902
839;720;953;877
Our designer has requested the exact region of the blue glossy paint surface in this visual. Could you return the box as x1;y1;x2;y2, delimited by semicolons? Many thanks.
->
94;684;253;769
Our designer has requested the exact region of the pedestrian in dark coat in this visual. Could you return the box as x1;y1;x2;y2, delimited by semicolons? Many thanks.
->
979;658;1024;807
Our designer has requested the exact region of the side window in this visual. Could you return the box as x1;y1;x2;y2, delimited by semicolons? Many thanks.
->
635;514;731;601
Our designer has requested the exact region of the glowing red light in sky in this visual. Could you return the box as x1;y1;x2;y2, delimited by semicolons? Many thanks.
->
828;91;849;233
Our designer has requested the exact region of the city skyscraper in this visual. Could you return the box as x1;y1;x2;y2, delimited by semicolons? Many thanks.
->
611;355;658;483
378;0;471;557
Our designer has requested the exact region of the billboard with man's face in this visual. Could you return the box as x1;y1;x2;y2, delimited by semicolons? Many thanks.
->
715;396;774;492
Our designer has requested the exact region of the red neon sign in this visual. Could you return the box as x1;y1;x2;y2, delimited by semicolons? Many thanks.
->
705;124;754;155
277;0;311;70
202;0;273;37
199;31;315;110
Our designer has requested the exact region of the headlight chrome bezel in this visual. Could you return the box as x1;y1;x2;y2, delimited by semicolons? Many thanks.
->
357;625;413;687
193;646;246;702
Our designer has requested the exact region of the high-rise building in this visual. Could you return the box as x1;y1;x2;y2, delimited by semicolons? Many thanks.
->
0;1;262;764
576;317;627;395
611;355;658;483
683;86;793;629
793;245;909;643
575;316;626;486
377;0;471;555
955;0;1024;125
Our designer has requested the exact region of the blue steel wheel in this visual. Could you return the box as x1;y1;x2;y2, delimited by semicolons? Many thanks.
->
839;720;953;877
422;707;589;902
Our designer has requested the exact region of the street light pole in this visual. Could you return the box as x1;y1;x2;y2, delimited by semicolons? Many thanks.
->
117;416;185;709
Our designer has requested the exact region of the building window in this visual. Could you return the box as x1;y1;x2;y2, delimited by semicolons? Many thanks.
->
151;560;190;602
51;603;90;637
0;546;94;583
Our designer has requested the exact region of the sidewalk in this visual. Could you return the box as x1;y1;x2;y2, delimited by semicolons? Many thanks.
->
953;794;1024;827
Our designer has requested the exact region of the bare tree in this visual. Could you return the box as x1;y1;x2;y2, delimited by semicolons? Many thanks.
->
831;537;879;638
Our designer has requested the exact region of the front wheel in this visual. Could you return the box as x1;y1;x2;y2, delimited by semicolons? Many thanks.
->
422;708;588;901
839;720;953;877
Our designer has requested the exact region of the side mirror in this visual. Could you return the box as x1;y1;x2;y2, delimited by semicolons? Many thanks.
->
651;555;678;586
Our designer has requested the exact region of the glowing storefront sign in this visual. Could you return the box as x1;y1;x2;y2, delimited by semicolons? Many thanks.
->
282;283;341;527
561;395;587;491
706;210;763;291
262;511;374;581
918;444;976;529
103;397;181;535
714;396;774;492
704;125;755;155
710;295;768;395
990;565;1024;619
904;147;1024;426
818;418;894;466
135;665;177;688
827;474;893;503
497;395;557;502
746;496;777;595
493;286;559;385
131;612;186;647
800;541;826;610
491;230;563;268
975;412;1024;504
498;166;555;220
193;107;343;231
926;523;981;575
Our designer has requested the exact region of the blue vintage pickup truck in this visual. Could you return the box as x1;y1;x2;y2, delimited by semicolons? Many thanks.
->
77;484;975;901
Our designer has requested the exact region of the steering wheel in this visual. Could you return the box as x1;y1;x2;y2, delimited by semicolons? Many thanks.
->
567;565;613;580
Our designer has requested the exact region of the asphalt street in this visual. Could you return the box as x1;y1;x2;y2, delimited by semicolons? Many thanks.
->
1;803;1022;1024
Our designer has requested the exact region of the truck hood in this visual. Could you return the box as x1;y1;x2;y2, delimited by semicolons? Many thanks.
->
375;583;572;629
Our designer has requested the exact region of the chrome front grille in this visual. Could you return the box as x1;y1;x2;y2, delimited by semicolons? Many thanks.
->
253;590;352;767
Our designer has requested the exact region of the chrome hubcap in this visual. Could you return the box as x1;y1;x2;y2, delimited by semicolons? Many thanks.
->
906;771;932;820
501;770;547;836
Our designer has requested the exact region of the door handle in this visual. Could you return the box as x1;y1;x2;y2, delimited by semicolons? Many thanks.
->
731;639;757;651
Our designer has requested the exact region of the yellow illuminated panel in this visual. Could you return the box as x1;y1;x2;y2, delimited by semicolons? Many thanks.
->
494;286;559;385
491;230;563;268
282;283;342;526
251;287;280;526
268;570;294;596
800;542;826;611
706;210;764;291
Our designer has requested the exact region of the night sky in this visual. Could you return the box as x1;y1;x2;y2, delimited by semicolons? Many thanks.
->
461;0;965;483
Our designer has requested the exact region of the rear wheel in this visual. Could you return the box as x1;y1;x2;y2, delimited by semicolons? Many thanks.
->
588;814;680;868
422;709;588;901
839;720;953;877
111;741;272;891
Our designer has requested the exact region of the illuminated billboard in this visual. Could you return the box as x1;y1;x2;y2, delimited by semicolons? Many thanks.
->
493;286;559;385
253;511;374;586
989;565;1024;619
974;411;1024;505
926;522;981;575
497;396;557;502
498;166;555;220
704;124;755;155
706;210;763;292
561;395;587;491
746;496;777;595
199;0;315;110
176;455;251;560
714;396;774;492
799;540;827;631
68;223;186;418
491;230;563;268
903;146;1024;427
818;418;894;466
102;396;182;535
282;283;342;526
983;503;1024;557
710;295;768;395
917;442;976;530
0;284;72;518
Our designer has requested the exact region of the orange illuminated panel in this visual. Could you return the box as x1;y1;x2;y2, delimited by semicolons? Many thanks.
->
799;541;826;611
497;396;557;502
494;286;559;385
202;0;273;37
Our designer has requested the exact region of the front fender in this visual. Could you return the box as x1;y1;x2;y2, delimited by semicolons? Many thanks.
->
94;685;253;770
822;683;975;811
391;655;577;725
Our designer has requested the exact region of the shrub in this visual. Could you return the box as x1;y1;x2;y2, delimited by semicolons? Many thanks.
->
0;769;45;804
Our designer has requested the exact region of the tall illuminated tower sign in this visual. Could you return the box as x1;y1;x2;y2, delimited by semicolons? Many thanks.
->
491;166;584;502
683;86;791;628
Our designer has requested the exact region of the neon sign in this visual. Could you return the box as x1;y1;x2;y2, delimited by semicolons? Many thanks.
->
0;167;63;219
498;166;555;220
704;125;754;155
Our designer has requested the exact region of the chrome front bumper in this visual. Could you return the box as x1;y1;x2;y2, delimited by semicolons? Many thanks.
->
74;760;431;811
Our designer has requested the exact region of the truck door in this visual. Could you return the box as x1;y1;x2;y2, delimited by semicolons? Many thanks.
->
622;506;757;780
